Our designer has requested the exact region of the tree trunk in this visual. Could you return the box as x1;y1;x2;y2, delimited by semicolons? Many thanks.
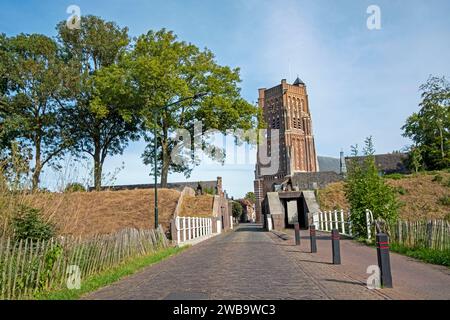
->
93;144;102;191
32;138;41;191
161;137;169;188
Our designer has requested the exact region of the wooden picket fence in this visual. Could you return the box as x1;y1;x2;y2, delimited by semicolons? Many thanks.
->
0;227;169;300
386;220;450;251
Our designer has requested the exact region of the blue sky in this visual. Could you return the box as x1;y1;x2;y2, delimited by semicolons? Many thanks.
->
1;0;450;197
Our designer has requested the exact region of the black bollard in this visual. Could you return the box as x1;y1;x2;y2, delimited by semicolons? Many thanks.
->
294;222;301;246
331;229;341;265
310;225;317;253
376;233;393;288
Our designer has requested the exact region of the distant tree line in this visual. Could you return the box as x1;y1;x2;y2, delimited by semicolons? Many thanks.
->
0;16;259;191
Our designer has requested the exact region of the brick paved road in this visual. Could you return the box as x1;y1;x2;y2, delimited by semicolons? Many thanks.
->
86;224;385;300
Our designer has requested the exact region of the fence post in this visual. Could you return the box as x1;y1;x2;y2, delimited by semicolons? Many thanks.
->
182;217;186;242
331;229;341;265
324;211;328;231
176;217;180;245
427;221;433;248
329;211;333;231
294;222;301;246
334;210;339;230
376;233;393;288
319;212;324;231
340;209;346;235
310;225;317;253
188;218;191;240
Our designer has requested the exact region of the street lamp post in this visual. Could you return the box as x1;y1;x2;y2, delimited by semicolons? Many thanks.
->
152;93;207;229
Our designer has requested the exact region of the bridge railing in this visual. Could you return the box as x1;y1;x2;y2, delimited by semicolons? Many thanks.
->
175;216;213;245
312;209;374;240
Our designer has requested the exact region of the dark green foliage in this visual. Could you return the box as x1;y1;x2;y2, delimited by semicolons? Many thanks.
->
203;186;216;195
12;205;55;241
438;195;450;206
133;29;258;186
244;192;256;203
402;76;450;170
64;182;86;193
384;173;406;180
344;137;399;239
232;201;243;219
396;186;407;195
390;243;450;267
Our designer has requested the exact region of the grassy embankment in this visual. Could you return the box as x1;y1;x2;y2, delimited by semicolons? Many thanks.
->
37;246;188;300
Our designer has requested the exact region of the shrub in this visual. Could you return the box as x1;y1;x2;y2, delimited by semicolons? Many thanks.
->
438;195;450;206
12;205;55;241
64;182;86;193
345;137;399;239
384;173;405;180
432;174;444;183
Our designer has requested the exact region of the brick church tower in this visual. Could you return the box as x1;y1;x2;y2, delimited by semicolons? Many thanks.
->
254;78;318;223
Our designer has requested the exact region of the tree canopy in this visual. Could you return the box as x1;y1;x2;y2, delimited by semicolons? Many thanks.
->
402;76;450;170
129;29;258;186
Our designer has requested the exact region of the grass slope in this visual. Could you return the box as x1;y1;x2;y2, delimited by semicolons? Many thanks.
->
37;246;187;300
318;170;450;221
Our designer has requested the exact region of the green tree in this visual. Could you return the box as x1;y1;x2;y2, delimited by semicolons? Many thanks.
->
402;76;450;170
244;191;256;204
3;34;73;190
232;201;243;220
129;29;258;187
57;16;140;191
344;137;399;238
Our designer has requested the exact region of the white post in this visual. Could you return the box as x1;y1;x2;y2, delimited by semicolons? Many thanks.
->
202;218;205;237
328;211;332;231
176;217;181;245
324;211;328;231
319;212;323;231
196;217;199;238
334;210;339;230
188;218;191;240
340;209;346;235
267;216;273;231
348;210;353;237
230;216;234;230
193;217;196;239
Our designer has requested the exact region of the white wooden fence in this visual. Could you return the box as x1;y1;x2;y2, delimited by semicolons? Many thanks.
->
175;216;213;245
312;209;374;240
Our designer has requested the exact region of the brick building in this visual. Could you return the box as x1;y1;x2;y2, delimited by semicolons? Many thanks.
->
254;78;321;224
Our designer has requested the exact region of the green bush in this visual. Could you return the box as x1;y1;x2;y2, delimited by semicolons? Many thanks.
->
12;205;55;241
64;182;86;193
438;195;450;206
390;243;450;267
384;173;406;180
396;186;408;195
345;137;399;239
432;174;444;183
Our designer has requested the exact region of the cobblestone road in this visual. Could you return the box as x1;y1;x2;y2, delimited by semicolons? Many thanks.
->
86;224;386;300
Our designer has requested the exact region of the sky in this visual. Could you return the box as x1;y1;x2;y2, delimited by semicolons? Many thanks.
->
1;0;450;198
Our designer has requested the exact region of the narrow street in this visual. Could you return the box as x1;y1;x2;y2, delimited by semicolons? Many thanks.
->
86;224;399;300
